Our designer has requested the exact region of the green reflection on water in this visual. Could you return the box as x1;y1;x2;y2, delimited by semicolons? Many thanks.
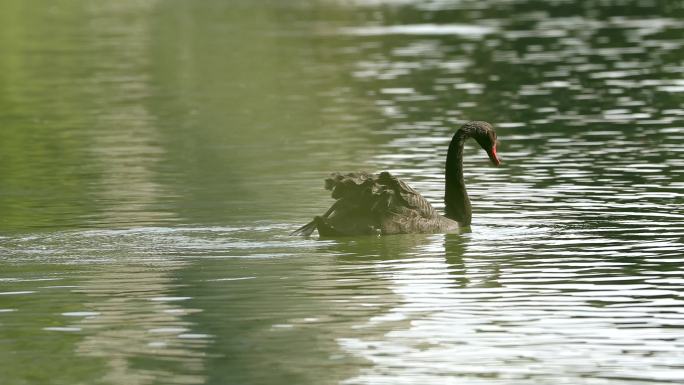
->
0;0;372;232
0;1;372;384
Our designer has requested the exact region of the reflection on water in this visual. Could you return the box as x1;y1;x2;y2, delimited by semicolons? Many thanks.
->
1;0;684;384
86;1;178;227
339;231;684;384
75;261;207;385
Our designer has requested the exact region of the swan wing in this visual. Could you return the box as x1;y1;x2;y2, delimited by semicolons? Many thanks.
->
324;172;438;219
376;172;438;219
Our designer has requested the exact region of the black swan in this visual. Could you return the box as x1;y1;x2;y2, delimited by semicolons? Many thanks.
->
292;121;500;236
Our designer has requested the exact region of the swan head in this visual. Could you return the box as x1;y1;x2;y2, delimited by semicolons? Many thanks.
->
465;121;500;166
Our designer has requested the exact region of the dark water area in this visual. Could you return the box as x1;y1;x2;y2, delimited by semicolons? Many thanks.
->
1;1;684;384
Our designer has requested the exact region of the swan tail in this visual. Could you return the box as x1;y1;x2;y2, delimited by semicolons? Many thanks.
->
290;219;318;236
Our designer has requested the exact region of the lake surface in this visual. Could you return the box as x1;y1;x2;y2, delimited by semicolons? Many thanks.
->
1;0;684;384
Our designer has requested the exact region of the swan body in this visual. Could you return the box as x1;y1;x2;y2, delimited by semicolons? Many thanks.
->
292;121;500;236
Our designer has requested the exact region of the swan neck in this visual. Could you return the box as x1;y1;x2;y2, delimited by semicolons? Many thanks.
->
444;129;472;225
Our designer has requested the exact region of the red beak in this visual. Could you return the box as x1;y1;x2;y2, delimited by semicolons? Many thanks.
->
487;144;501;166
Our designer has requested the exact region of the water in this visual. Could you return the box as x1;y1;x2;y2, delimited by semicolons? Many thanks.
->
1;0;684;384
